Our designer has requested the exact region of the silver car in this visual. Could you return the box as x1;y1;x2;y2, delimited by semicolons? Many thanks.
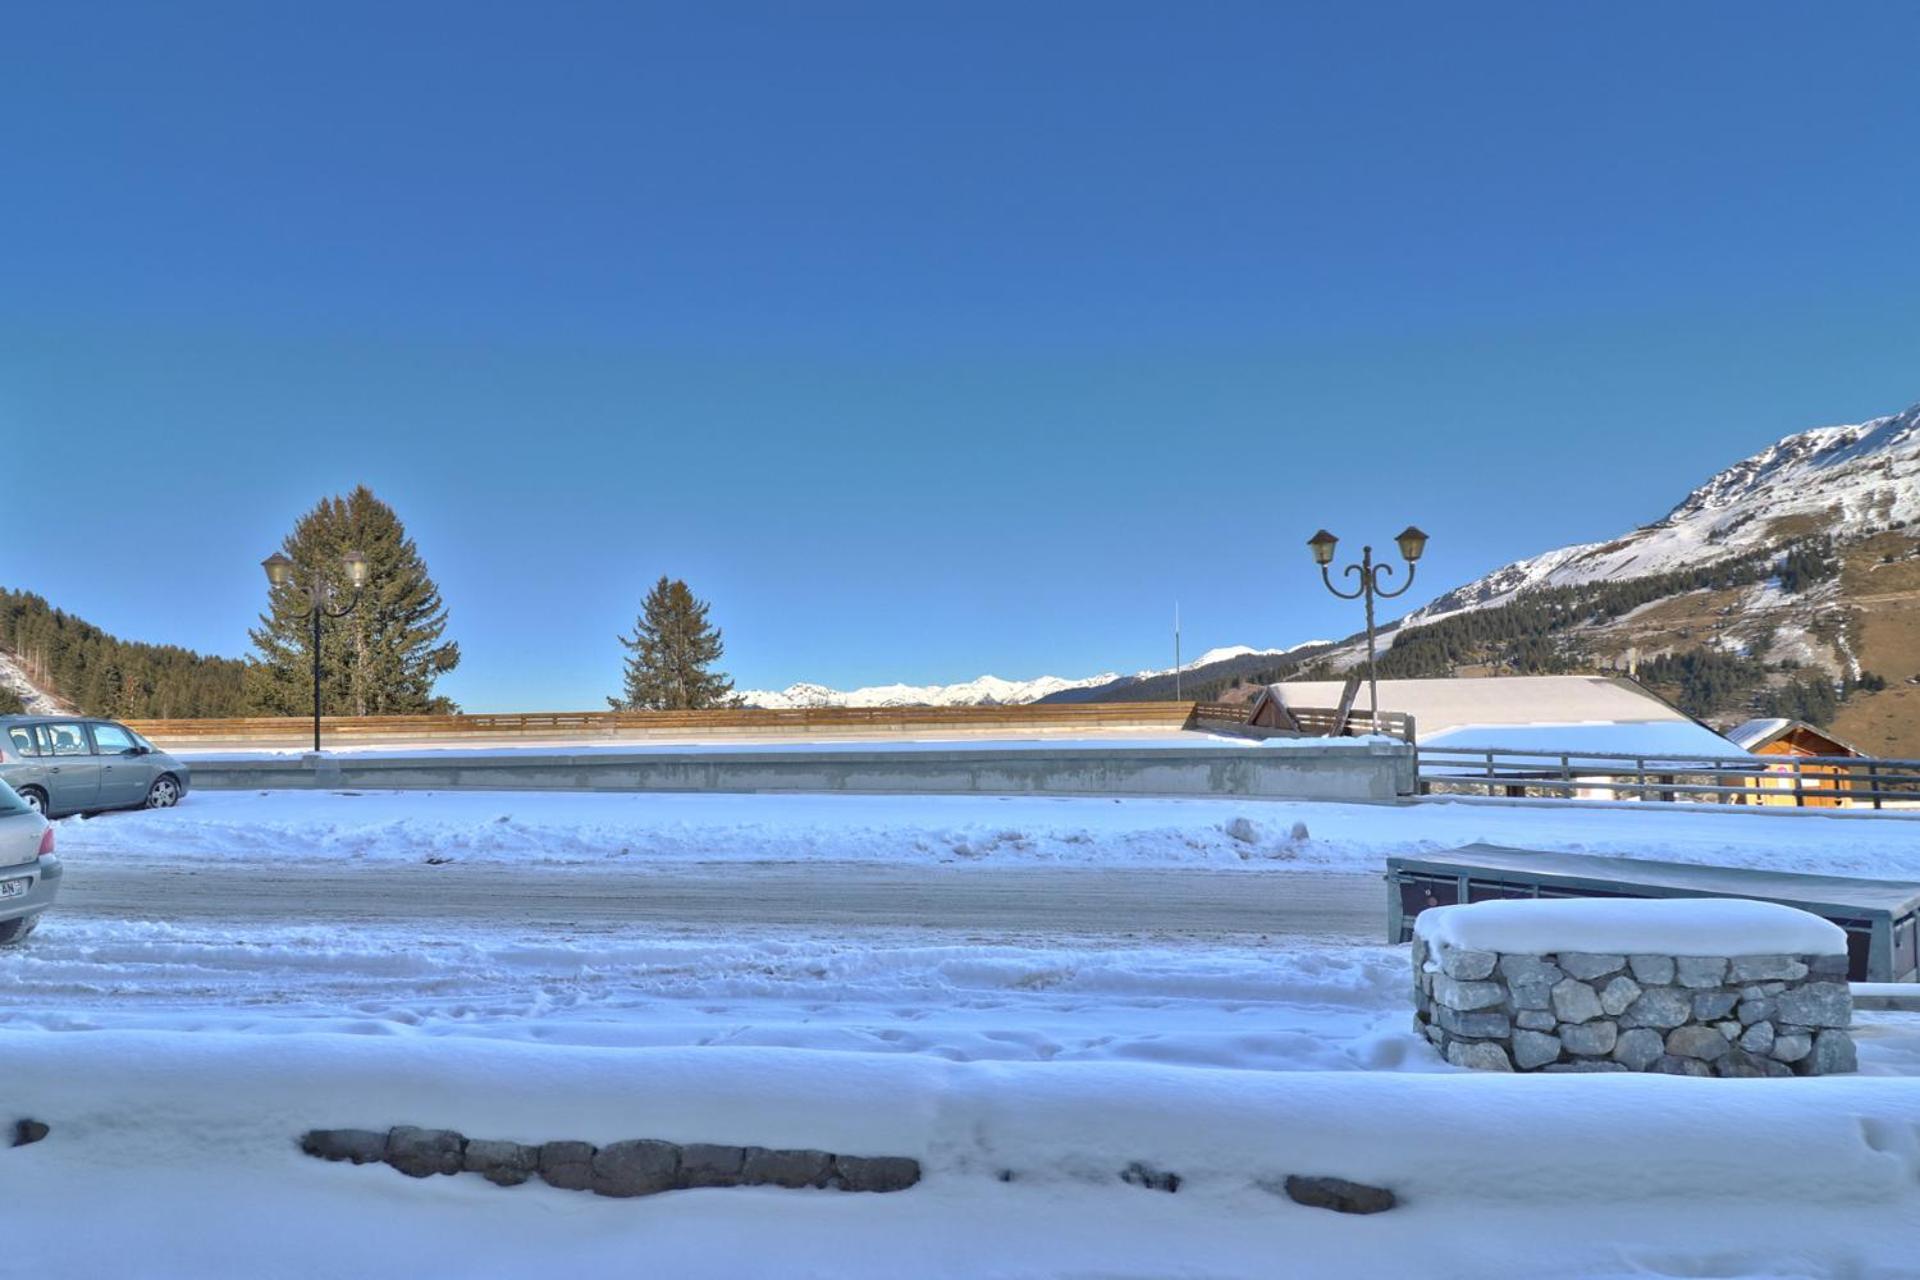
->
0;776;57;945
0;715;193;818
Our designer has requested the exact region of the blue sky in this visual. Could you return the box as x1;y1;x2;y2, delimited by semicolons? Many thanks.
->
4;3;1919;710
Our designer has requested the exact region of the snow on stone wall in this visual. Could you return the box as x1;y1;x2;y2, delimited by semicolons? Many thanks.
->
1413;904;1856;1076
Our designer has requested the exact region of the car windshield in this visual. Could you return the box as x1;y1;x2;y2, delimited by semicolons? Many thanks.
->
0;777;27;817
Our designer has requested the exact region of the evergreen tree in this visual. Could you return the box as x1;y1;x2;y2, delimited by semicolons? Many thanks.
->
0;587;247;717
245;487;460;715
610;577;736;711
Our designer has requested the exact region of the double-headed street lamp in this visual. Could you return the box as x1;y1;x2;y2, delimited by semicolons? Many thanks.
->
262;549;369;753
1308;525;1429;731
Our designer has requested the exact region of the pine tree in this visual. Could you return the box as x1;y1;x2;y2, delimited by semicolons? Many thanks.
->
244;487;460;715
610;577;736;711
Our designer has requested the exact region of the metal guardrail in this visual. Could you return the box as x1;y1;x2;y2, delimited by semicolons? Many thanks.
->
1418;745;1920;809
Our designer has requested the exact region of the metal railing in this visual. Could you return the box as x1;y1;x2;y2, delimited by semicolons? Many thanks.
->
1418;745;1920;810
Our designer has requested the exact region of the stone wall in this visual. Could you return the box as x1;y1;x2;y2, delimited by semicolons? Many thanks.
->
1412;935;1856;1076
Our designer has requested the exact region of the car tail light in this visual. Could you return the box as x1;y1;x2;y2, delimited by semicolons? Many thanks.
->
37;826;55;857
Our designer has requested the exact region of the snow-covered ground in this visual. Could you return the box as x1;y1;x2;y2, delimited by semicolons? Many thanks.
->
15;788;1920;1276
55;786;1920;876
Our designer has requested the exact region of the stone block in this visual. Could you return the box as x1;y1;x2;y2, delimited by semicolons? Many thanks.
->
1598;976;1642;1017
1810;1030;1858;1076
538;1140;596;1191
833;1154;921;1193
1512;1029;1561;1069
1551;979;1604;1024
1612;1028;1665;1071
1770;1033;1812;1064
300;1129;387;1165
1438;948;1497;981
1737;998;1775;1026
1120;1161;1181;1193
1738;1021;1775;1056
464;1139;539;1187
1620;987;1692;1030
1715;1020;1742;1041
1559;953;1626;981
1809;954;1851;979
1776;983;1852;1030
1716;1047;1793;1078
1540;1060;1629;1072
591;1139;680;1198
1431;976;1506;1012
1434;1006;1511;1039
1691;991;1738;1021
1281;1175;1396;1215
1508;978;1556;1011
1675;957;1728;988
1628;955;1676;985
680;1143;747;1189
386;1127;465;1178
1652;1055;1713;1077
1445;1040;1512;1071
1515;1010;1558;1032
1665;1026;1731;1061
1558;1020;1618;1057
1728;955;1808;983
1498;955;1565;986
742;1146;835;1189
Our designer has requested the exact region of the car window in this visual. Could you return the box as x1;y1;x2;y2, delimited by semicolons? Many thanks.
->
4;725;40;758
91;723;137;754
46;723;90;756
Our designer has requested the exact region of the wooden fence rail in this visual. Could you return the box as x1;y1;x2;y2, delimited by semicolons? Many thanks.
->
126;701;1205;745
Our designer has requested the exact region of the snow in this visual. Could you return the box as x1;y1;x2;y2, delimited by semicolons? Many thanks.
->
1415;897;1847;957
1423;719;1745;761
1405;399;1920;626
15;1023;1920;1277
0;649;66;714
736;642;1324;709
54;787;1920;876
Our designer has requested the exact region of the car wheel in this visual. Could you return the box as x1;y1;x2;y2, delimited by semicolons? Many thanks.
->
17;787;47;817
145;775;181;809
0;915;37;946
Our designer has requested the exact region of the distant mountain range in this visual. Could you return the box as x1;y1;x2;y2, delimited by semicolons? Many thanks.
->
736;644;1329;709
742;399;1920;753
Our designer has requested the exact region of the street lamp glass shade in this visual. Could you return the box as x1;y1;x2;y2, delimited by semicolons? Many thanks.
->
261;553;294;587
342;550;370;589
1307;529;1339;567
1395;526;1429;563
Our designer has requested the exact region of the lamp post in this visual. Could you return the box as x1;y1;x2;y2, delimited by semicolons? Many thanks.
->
261;549;369;753
1308;526;1428;730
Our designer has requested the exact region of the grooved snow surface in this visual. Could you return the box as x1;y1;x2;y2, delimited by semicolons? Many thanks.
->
1416;897;1847;957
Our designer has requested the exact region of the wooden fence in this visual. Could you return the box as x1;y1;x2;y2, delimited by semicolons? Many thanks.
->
1418;745;1920;810
126;701;1204;747
1190;701;1416;743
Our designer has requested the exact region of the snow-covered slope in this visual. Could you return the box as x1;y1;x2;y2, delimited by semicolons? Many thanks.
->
738;646;1308;709
0;650;66;714
1409;400;1920;624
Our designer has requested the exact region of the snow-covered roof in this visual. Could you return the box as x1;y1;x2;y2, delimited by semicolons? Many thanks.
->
1727;718;1794;750
1414;896;1847;957
1262;675;1734;743
1420;719;1744;761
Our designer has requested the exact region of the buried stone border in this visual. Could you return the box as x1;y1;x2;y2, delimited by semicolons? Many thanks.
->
301;1127;921;1195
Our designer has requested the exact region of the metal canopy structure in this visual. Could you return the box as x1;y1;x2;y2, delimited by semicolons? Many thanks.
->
1387;842;1920;982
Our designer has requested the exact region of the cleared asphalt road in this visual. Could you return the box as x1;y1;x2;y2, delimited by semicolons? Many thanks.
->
57;861;1386;943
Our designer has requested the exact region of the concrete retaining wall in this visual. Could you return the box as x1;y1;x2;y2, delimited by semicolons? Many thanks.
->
188;741;1416;802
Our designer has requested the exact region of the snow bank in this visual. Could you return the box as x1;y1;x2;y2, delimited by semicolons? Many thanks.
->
12;1031;1920;1278
56;787;1920;876
1416;898;1848;957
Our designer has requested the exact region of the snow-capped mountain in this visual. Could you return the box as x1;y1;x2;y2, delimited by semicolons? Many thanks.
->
1408;400;1920;625
737;645;1315;709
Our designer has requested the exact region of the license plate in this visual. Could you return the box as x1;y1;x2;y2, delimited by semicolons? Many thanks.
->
0;878;26;900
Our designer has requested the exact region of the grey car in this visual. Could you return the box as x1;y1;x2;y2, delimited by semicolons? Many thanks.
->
0;776;58;944
0;715;193;818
